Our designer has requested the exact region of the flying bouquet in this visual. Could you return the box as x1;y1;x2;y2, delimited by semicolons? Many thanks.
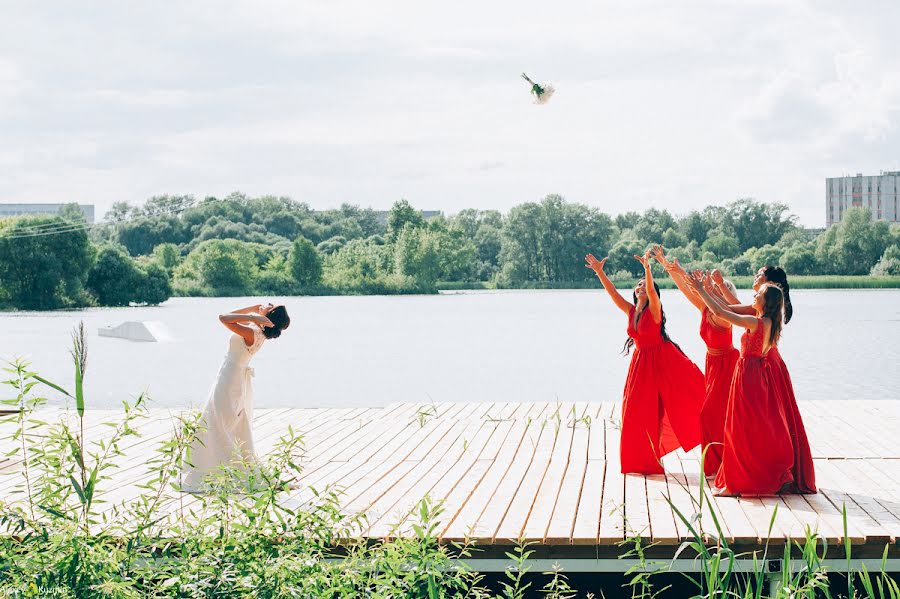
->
521;73;555;105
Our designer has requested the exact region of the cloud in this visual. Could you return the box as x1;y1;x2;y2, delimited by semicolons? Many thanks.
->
0;1;897;226
473;161;504;172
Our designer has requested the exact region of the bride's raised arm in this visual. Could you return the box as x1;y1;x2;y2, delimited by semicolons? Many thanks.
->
219;312;273;346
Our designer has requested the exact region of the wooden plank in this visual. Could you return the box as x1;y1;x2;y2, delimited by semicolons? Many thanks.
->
646;474;679;545
523;402;580;542
430;420;514;541
679;454;757;544
831;460;900;542
494;405;565;543
624;473;651;542
365;408;493;537
440;404;541;542
815;459;890;544
571;408;605;544
545;414;590;543
597;412;625;545
479;403;552;543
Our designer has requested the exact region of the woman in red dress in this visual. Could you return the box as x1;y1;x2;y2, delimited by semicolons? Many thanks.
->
687;273;795;496
586;250;704;475
713;266;815;493
652;247;739;476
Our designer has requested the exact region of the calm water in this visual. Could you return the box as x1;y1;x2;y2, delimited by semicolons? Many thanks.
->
0;290;897;410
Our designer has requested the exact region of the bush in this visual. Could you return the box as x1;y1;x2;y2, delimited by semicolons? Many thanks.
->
289;236;323;286
255;269;298;295
87;245;172;306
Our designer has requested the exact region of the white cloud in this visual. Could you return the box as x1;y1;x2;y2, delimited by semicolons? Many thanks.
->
0;1;897;226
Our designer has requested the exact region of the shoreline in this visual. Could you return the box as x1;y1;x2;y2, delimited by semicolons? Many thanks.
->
2;276;899;311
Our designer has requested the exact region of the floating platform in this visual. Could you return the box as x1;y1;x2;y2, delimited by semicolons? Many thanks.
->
98;320;172;342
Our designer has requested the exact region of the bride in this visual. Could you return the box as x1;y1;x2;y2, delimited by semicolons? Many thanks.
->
180;302;290;492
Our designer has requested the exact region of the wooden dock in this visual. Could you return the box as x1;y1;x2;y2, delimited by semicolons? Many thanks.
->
2;400;900;561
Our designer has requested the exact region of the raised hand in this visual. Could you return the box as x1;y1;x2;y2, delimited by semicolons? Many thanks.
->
650;244;668;266
254;314;275;328
710;269;725;286
585;253;607;274
685;270;704;290
633;248;651;269
664;256;683;273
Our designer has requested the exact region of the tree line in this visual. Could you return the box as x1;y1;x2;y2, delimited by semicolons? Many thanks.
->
1;193;898;310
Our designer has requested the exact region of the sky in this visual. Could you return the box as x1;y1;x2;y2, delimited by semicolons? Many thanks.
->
0;1;898;227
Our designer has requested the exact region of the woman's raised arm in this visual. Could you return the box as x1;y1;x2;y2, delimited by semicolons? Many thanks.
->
586;254;633;315
685;272;758;331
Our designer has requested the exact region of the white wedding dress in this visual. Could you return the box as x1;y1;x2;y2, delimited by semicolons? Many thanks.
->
181;325;265;492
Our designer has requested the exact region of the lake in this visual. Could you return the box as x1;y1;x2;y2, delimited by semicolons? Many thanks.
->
1;290;897;410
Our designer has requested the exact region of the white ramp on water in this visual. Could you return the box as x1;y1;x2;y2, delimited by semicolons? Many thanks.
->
98;321;174;343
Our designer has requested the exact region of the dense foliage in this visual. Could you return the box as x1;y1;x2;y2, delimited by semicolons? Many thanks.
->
2;192;898;308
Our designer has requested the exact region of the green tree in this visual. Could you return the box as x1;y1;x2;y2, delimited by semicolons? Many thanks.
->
394;226;442;285
387;199;426;241
178;239;259;293
607;235;646;277
323;238;404;291
662;227;687;249
743;244;783;271
722;199;797;253
289;237;323;286
781;242;819;275
701;231;740;259
0;216;94;309
615;211;640;231
116;215;186;255
87;245;144;306
499;195;615;284
139;263;173;304
151;243;181;275
816;207;893;275
633;209;676;242
871;245;900;276
680;210;713;245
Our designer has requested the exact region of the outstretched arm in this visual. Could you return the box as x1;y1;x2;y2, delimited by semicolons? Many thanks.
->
710;270;741;305
231;303;265;315
636;249;662;323
219;313;273;346
652;246;706;312
585;254;633;315
685;272;759;331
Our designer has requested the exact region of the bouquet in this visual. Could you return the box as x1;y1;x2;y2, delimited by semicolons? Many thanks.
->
521;73;555;104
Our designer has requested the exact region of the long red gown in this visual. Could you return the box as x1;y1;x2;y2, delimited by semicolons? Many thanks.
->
767;347;817;493
621;306;704;474
699;308;740;476
714;319;794;495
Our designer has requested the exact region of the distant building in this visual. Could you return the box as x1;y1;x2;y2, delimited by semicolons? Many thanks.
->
0;203;95;223
826;172;900;227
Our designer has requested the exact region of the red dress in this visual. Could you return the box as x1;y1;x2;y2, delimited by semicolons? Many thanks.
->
767;347;817;493
699;308;739;476
621;306;704;474
714;319;794;495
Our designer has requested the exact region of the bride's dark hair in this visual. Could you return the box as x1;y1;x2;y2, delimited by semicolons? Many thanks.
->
263;305;290;339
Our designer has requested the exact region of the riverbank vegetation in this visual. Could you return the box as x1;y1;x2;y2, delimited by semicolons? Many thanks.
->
1;194;898;309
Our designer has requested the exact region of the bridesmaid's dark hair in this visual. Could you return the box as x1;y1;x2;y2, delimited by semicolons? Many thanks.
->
622;281;682;355
763;266;792;324
760;284;785;347
263;305;291;339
